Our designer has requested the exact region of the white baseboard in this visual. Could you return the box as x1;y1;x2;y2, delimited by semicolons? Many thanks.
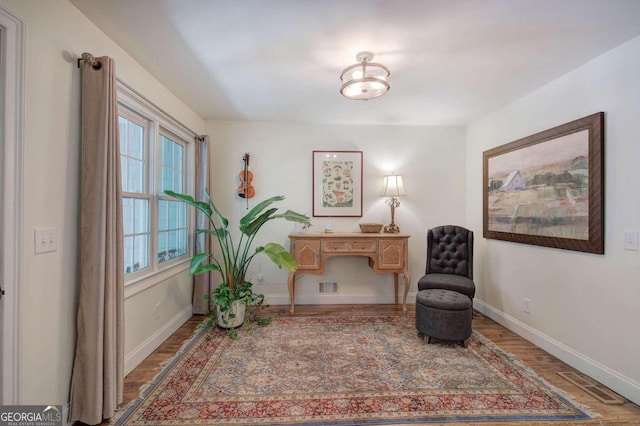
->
474;298;640;405
63;403;70;426
124;304;192;375
265;292;417;306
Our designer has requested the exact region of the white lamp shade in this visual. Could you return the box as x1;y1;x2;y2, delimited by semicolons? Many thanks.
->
382;175;406;197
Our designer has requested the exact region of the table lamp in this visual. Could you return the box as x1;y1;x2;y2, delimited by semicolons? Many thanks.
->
382;174;405;233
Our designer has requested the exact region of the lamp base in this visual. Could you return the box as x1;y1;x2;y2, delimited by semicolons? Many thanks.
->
384;224;400;234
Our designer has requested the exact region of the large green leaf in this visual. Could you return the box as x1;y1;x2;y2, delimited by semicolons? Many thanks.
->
239;196;285;227
195;228;229;239
206;189;229;229
165;190;212;218
190;252;211;274
272;210;311;226
240;208;278;236
193;263;222;275
262;242;298;271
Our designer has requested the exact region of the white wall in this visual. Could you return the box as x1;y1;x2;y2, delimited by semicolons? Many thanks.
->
205;121;467;304
466;35;640;404
0;0;204;406
9;0;638;412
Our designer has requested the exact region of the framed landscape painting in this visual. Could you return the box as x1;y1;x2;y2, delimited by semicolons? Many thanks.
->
312;150;363;217
483;112;604;254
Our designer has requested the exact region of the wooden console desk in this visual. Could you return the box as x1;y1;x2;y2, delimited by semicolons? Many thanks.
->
287;232;410;315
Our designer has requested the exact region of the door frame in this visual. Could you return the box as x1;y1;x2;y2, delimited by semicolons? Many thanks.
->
0;4;25;404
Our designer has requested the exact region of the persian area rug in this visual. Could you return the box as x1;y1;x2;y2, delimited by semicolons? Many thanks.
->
113;316;597;425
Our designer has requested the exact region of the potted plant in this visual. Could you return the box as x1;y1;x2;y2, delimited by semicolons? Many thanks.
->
165;190;311;337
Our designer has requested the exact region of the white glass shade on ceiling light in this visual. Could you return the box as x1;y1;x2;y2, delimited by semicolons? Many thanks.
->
340;51;390;100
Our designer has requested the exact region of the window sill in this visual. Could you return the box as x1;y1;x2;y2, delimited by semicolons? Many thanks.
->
124;258;191;300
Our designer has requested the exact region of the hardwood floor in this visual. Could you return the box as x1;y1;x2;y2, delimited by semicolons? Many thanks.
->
112;304;640;425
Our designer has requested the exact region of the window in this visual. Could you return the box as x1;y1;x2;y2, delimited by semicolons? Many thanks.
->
117;89;194;289
120;111;151;275
157;132;188;264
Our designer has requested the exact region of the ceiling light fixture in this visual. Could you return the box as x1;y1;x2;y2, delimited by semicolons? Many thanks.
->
340;51;390;100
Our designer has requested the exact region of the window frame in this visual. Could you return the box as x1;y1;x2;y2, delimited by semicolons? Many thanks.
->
117;82;196;299
119;107;152;280
156;128;189;268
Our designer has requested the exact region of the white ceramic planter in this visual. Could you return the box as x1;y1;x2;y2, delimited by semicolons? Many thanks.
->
216;299;246;328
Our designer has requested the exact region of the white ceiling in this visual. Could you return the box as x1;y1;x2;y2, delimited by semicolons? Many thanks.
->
71;0;640;126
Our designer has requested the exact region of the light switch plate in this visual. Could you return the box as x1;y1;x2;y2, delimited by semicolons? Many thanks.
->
35;227;57;254
624;231;638;251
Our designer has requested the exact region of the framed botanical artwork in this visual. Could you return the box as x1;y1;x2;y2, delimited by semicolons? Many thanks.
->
312;150;363;217
483;112;604;254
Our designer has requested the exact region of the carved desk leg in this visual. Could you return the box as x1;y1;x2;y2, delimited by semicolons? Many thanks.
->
402;271;410;314
288;271;296;316
393;273;399;305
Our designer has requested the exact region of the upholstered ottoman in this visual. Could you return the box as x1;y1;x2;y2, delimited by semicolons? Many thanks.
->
415;288;473;347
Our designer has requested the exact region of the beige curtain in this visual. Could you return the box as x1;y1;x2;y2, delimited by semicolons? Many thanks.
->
193;135;213;314
69;53;124;425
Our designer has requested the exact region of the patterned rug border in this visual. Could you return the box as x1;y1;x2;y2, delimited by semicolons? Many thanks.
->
112;319;209;425
111;315;598;425
464;330;599;420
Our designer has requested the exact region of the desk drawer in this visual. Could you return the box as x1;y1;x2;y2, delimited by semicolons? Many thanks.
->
293;240;321;270
322;240;377;253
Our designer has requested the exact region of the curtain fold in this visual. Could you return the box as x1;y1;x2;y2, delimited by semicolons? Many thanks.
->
193;135;213;314
69;53;124;425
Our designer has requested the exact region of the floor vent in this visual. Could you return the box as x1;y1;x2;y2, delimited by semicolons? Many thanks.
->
558;371;626;405
319;281;338;293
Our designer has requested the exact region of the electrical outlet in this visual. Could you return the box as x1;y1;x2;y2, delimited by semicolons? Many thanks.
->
523;298;532;314
624;231;638;251
34;227;57;254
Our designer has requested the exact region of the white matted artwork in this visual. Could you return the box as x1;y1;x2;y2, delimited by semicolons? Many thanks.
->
312;150;363;217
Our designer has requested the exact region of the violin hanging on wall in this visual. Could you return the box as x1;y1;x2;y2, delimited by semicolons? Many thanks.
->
238;152;255;208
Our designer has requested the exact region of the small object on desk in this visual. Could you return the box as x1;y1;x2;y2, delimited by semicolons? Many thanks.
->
294;222;309;234
359;223;383;233
324;223;333;233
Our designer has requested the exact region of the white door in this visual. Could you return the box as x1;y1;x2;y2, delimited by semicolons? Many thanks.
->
0;5;25;404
